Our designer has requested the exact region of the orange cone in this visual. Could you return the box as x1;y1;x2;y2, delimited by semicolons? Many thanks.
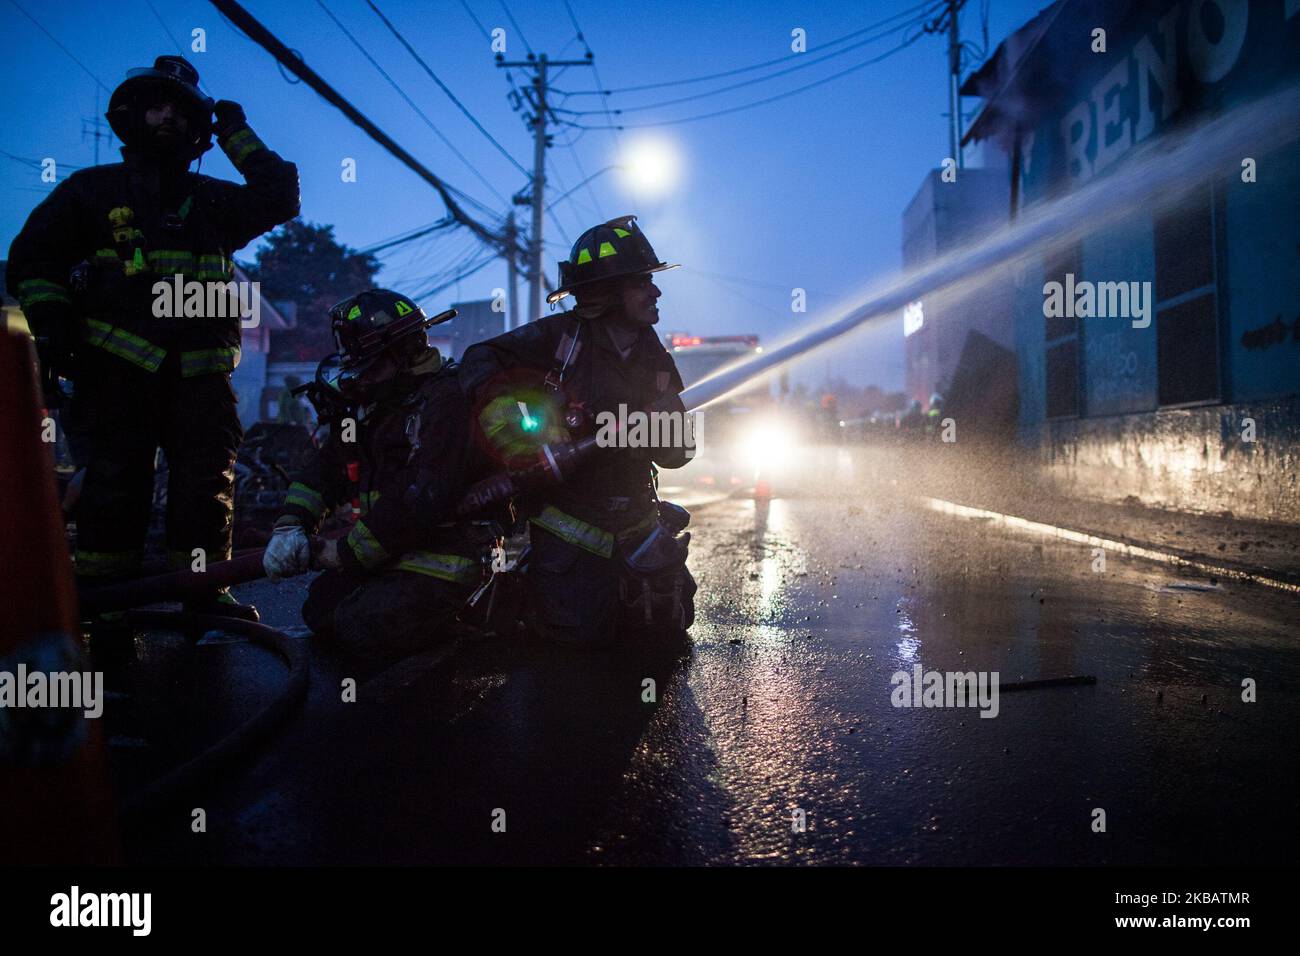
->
0;331;119;863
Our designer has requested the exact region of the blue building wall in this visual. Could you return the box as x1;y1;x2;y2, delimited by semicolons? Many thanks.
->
974;0;1299;519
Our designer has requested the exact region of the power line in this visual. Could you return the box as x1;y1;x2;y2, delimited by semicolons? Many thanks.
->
365;0;531;179
459;0;491;39
7;0;112;92
557;0;622;156
207;0;512;257
315;0;509;207
564;33;927;130
143;0;186;52
560;0;937;97
360;219;456;255
408;249;498;301
0;149;86;172
561;5;936;117
496;0;533;56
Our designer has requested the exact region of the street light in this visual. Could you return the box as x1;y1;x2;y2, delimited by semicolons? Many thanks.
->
619;135;681;196
544;135;684;214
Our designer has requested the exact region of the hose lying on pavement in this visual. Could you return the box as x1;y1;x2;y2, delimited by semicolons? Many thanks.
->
118;609;309;826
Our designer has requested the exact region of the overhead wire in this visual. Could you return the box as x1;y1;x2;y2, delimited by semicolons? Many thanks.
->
314;0;509;207
207;0;512;256
142;0;187;53
562;31;929;129
366;0;532;179
559;3;939;117
558;0;937;97
496;0;534;56
7;0;112;92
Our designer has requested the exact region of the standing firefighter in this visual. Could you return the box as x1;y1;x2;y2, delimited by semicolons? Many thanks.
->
262;290;499;662
5;55;299;623
460;216;696;648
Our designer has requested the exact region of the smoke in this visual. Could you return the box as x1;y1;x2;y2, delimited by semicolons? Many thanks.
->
682;83;1300;411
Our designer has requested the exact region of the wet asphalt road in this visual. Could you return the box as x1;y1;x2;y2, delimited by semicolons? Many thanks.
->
115;446;1300;865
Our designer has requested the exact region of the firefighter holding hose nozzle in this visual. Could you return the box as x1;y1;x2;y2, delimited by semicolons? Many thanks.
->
459;216;697;649
261;290;502;662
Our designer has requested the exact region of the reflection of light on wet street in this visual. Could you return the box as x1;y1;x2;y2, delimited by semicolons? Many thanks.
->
752;498;792;614
896;607;920;662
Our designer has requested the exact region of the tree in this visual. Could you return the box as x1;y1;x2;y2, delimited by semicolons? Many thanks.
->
241;219;381;361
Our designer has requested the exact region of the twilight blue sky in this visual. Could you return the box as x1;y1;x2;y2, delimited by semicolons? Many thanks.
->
1;0;1048;389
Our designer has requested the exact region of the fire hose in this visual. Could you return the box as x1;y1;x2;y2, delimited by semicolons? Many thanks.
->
75;440;599;823
117;610;308;825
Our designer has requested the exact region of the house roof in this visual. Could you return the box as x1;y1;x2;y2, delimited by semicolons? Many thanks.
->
960;0;1135;147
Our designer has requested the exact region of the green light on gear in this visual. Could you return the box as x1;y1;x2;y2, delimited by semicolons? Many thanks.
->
517;400;540;432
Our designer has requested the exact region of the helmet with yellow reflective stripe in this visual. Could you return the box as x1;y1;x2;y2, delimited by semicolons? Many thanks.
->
106;56;214;160
328;288;452;375
547;215;679;305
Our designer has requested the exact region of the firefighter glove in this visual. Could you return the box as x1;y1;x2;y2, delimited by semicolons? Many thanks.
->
263;523;311;581
212;100;247;139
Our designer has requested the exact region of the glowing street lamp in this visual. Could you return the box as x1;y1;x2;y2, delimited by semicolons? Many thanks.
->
619;135;681;196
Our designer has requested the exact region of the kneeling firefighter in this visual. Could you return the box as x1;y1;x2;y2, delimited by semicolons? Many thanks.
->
262;289;501;661
459;216;697;648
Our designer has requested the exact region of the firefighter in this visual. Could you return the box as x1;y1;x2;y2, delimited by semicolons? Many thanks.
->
459;216;696;649
261;290;498;662
5;55;299;625
276;374;309;426
925;392;944;439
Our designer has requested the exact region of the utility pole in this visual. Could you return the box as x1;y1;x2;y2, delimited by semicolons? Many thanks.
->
499;52;594;323
505;211;519;332
945;0;965;168
83;88;112;166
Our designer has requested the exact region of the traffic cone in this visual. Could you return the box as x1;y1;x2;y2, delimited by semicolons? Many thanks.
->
0;331;119;863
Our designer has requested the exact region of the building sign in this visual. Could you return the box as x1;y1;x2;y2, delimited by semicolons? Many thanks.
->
1025;0;1297;194
903;300;925;337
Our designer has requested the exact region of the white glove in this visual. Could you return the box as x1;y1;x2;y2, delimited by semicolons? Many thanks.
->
263;523;311;581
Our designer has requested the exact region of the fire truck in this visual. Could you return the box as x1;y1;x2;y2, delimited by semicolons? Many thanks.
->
662;332;763;390
662;332;801;487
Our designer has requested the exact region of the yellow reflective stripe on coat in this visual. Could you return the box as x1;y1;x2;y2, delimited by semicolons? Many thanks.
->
284;481;325;517
223;127;266;166
82;319;166;372
196;254;233;280
394;550;480;585
16;278;71;308
180;347;240;377
531;505;615;559
75;548;143;577
147;249;197;275
346;519;390;569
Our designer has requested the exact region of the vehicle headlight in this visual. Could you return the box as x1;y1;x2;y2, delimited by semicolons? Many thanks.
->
738;419;797;470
